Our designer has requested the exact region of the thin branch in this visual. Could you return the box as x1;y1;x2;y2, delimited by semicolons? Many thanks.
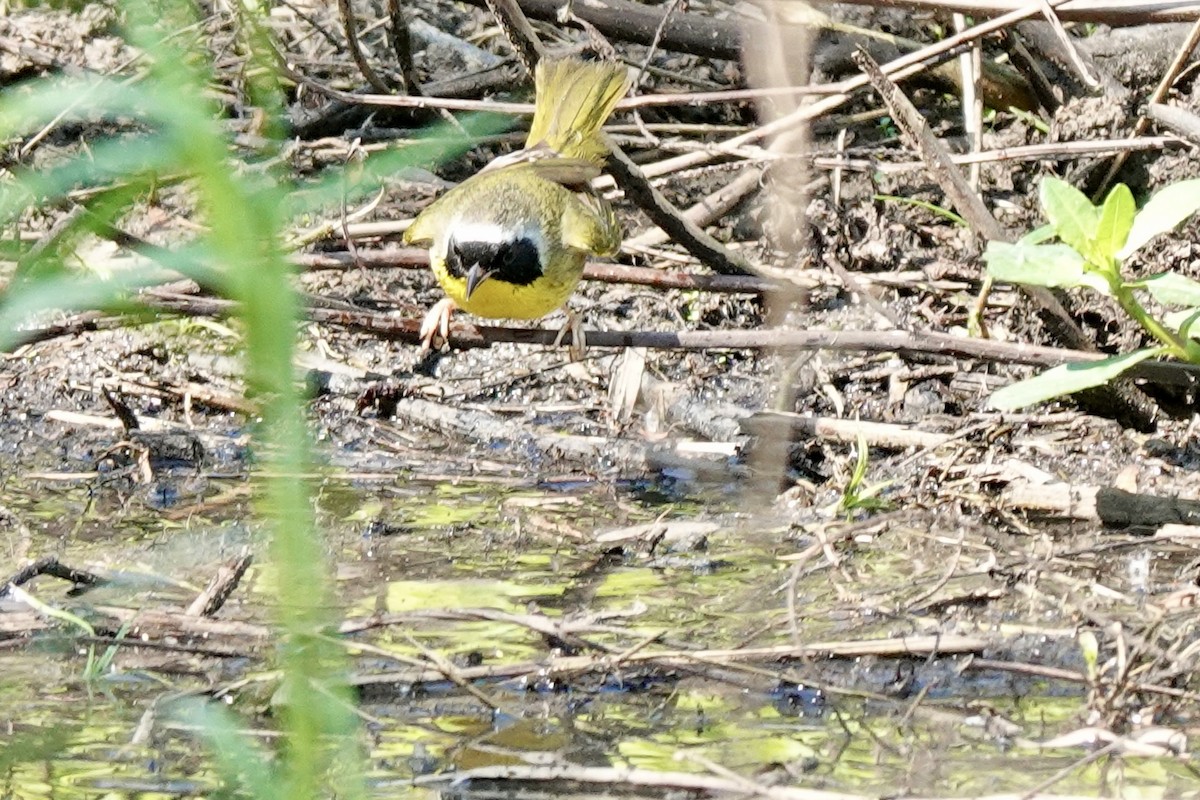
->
336;0;393;94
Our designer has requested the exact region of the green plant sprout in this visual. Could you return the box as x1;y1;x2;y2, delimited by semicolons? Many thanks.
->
2;585;133;689
834;431;893;518
984;176;1200;410
875;194;968;227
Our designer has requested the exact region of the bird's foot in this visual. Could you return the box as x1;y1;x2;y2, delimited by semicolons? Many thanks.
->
418;298;457;352
552;308;587;361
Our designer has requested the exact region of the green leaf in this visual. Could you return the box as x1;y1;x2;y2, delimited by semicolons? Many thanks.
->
873;194;967;227
1163;308;1200;339
1040;177;1099;256
1135;272;1200;307
989;348;1164;410
1018;224;1057;245
984;241;1108;293
1118;178;1200;260
7;585;95;636
281;114;510;220
0;135;183;227
1094;183;1135;262
173;699;283;800
0;267;171;351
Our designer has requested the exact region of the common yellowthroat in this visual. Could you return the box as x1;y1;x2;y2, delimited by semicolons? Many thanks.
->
404;57;631;351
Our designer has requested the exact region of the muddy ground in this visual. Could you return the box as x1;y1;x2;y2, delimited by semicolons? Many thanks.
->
4;1;1200;798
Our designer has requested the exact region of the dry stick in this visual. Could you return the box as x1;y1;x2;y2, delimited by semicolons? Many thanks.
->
275;0;1053;156
606;146;760;276
1033;0;1101;88
849;136;1185;173
482;0;544;75
954;12;983;191
742;412;955;450
0;558;104;596
619;133;1182;174
769;1;1036;111
467;0;1199;67
281;73;843;114
624;166;764;248
1095;16;1200;197
356;634;991;687
1022;740;1127;799
336;0;392;95
1146;103;1200;145
1011;19;1125;103
185;552;253;618
295;247;778;292
388;397;664;472
474;0;744;60
410;763;1102;800
1005;26;1063;111
852;48;1158;431
678;753;778;797
12;282;1200;389
595;0;1076;191
831;0;1200;23
1003;482;1200;526
43;288;1200;389
626;0;685;144
384;0;422;95
401;632;509;713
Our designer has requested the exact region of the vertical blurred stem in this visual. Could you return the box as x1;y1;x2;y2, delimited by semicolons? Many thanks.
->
125;2;360;797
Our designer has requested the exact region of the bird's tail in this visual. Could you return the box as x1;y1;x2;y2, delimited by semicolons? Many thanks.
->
525;58;630;165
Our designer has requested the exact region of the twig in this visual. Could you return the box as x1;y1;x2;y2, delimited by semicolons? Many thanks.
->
185;552;253;618
407;763;1102;800
606;145;762;276
1095;16;1200;196
621;165;763;247
295;247;778;292
1002;483;1200;527
830;0;1200;23
482;0;544;75
591;0;1079;190
354;633;991;688
0;558;105;597
1146;102;1200;146
741;412;956;450
336;0;393;94
384;0;422;95
16;288;1200;390
625;0;684;144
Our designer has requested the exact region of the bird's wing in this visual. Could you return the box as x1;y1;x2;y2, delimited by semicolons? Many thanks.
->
525;157;602;188
483;152;601;189
561;192;622;257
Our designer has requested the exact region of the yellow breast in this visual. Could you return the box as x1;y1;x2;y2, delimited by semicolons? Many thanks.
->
431;252;584;320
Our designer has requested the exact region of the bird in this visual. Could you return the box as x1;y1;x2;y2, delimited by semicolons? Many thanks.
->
403;57;631;354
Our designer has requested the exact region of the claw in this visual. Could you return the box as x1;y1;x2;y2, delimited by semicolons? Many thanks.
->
552;308;587;361
419;298;457;351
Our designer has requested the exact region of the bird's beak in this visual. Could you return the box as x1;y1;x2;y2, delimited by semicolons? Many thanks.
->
465;264;495;299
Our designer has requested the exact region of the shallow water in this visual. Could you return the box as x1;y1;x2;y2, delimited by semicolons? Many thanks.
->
2;465;1196;799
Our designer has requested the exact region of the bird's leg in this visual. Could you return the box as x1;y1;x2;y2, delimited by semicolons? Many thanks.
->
419;297;457;351
552;307;586;361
